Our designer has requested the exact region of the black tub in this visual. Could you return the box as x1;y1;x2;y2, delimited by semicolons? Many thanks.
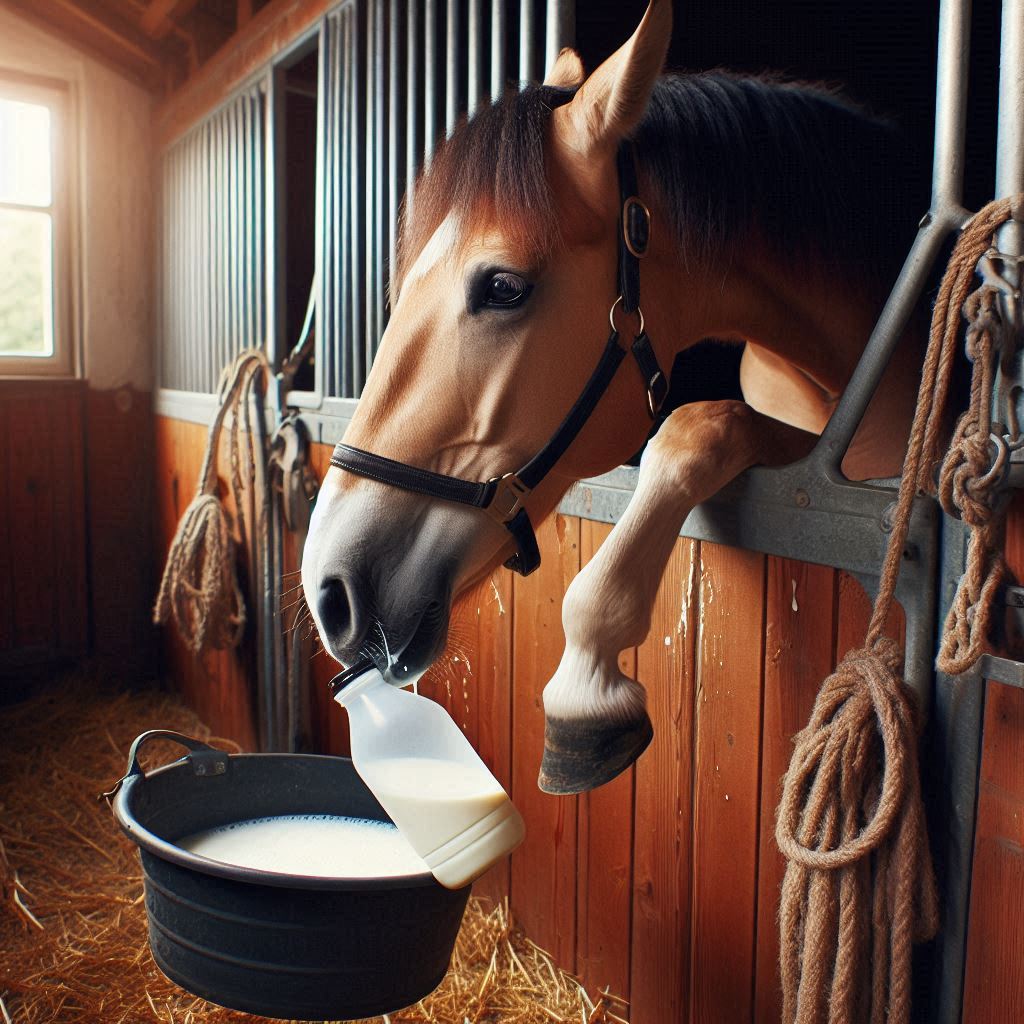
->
110;730;471;1021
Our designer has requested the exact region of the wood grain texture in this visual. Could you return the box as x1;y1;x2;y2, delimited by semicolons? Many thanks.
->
575;520;635;1003
630;535;698;1024
755;558;838;1024
962;496;1024;1022
86;387;156;673
690;541;766;1024
834;570;905;664
0;381;88;671
154;415;259;750
510;512;581;969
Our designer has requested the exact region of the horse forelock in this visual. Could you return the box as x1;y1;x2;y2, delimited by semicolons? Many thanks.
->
394;71;916;298
394;84;578;296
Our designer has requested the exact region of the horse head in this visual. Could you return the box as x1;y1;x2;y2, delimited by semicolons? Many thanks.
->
303;1;674;680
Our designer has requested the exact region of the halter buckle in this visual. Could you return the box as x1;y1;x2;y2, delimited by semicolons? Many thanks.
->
486;472;531;524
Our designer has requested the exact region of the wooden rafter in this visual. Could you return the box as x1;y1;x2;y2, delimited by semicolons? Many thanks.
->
0;0;174;91
140;0;202;40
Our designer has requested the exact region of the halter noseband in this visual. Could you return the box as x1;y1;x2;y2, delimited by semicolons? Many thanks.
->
330;144;667;577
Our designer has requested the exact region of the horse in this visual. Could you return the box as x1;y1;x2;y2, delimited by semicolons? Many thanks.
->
302;0;924;792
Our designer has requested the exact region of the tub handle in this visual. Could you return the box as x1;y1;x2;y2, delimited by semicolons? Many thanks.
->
102;730;229;802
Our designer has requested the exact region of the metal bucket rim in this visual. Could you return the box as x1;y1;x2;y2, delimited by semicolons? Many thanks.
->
113;751;442;892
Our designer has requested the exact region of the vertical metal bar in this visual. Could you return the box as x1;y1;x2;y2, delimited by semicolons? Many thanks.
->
929;521;985;1024
171;145;181;390
363;0;376;391
406;0;419;211
224;104;234;373
341;7;352;396
209;118;219;389
266;74;284;390
189;130;199;393
446;0;460;136
519;0;534;87
319;20;331;395
468;0;482;117
425;0;438;163
815;0;973;469
207;120;216;390
350;3;363;398
389;0;402;309
374;0;387;366
256;89;266;359
337;11;348;398
544;0;574;77
995;0;1024;257
931;0;972;214
491;0;506;99
327;14;338;398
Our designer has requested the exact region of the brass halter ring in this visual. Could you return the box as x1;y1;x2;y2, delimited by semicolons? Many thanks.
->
609;295;645;337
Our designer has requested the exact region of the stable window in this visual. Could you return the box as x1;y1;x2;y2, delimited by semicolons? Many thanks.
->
0;74;73;376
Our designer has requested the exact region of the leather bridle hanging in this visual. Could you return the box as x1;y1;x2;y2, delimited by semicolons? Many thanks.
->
330;143;667;577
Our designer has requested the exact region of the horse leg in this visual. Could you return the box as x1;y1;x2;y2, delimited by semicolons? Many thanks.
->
539;400;816;794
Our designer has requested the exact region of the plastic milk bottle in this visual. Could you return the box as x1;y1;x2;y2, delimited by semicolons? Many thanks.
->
335;666;526;889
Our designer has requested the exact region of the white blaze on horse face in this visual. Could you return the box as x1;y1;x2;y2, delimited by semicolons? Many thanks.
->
399;213;461;293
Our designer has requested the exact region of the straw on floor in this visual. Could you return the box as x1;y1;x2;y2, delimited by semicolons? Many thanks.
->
0;675;627;1024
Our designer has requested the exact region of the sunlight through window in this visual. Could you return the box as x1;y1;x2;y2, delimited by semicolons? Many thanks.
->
0;94;55;358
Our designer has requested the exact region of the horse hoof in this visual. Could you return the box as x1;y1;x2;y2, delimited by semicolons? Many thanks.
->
537;712;654;795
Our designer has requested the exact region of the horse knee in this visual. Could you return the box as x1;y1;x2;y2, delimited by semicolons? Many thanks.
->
645;400;757;493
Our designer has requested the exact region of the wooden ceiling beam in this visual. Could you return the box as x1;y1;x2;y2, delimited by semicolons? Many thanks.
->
157;0;333;146
1;0;173;91
140;0;202;41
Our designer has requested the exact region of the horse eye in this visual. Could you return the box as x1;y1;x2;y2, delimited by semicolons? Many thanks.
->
484;272;530;308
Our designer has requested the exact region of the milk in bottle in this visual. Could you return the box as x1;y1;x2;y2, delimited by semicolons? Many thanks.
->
336;667;525;889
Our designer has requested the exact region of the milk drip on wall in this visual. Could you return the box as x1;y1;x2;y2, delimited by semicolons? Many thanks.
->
336;667;526;889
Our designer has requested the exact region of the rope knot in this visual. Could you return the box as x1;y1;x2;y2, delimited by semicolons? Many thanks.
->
776;195;1024;1024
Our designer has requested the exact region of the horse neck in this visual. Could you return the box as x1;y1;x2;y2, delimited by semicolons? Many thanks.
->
645;238;885;398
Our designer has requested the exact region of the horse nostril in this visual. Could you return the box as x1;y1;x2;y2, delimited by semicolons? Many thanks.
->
318;577;352;640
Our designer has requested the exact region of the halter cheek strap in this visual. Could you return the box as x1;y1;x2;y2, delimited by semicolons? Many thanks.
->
329;142;667;577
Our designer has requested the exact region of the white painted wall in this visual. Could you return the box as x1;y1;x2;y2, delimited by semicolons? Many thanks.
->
0;8;154;391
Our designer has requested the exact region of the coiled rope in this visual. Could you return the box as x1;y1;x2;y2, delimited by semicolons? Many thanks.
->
777;195;1023;1024
154;350;270;657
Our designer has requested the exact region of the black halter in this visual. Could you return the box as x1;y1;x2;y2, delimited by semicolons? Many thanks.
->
330;144;667;577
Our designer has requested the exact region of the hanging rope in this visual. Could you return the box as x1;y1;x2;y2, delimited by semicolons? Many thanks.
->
154;350;270;657
777;194;1023;1024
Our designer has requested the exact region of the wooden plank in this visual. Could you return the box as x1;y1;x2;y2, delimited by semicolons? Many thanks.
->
690;542;766;1024
458;569;515;907
141;0;203;39
51;386;88;656
0;394;12;653
156;0;337;145
85;387;156;671
962;496;1024;1021
510;512;580;969
835;570;905;664
630;535;698;1024
575;520;635;1002
754;558;837;1024
962;681;1024;1022
304;441;349;757
7;393;54;651
154;415;258;752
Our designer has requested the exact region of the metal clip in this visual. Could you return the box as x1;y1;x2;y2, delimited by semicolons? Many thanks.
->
486;473;531;524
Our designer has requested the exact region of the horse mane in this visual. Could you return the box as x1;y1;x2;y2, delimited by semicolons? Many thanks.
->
396;71;918;291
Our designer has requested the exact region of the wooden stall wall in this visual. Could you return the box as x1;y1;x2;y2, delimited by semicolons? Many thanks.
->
156;424;955;1021
0;380;88;680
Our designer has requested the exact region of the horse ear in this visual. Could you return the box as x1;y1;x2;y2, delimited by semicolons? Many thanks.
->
543;48;585;89
552;0;671;162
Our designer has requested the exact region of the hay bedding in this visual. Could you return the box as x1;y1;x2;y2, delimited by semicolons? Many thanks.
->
0;676;627;1024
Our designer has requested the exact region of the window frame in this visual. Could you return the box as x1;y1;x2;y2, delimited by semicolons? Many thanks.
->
0;71;76;378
